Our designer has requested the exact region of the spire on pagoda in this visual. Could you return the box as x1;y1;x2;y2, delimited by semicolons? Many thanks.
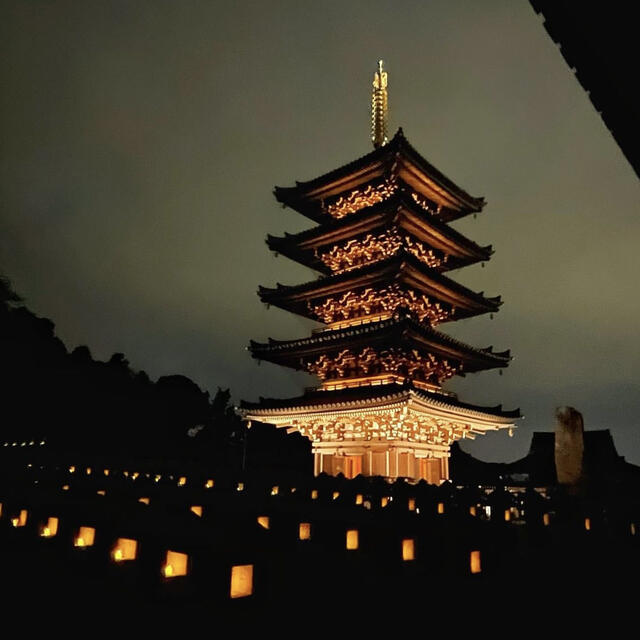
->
371;60;388;148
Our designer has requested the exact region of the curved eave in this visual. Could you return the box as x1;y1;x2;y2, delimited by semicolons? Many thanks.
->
266;193;492;273
258;253;502;322
249;314;511;373
274;129;485;224
239;384;520;423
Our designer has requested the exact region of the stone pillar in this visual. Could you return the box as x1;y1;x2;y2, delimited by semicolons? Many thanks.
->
554;406;585;493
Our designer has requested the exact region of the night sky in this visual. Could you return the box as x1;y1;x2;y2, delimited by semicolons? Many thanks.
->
1;1;638;464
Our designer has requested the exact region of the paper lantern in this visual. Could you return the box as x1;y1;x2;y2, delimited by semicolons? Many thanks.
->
230;564;253;599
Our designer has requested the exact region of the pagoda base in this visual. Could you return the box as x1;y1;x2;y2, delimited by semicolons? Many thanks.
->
313;441;449;484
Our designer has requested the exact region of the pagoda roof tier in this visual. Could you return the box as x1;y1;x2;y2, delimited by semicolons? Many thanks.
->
267;191;492;274
239;382;521;427
249;313;511;374
274;129;485;224
259;253;502;322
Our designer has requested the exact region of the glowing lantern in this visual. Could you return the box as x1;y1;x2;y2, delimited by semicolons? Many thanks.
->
132;472;139;480
74;526;96;547
155;475;161;482
332;491;340;500
103;469;110;476
584;517;591;531
12;510;28;527
437;502;445;515
408;498;416;511
178;477;186;487
504;510;511;522
237;482;244;492
138;497;150;505
470;550;482;574
0;503;3;517
290;487;296;493
271;486;279;496
68;466;75;473
381;497;389;508
163;550;188;578
190;506;203;517
124;471;129;477
355;494;363;505
62;485;69;491
230;564;253;599
40;517;58;537
543;513;551;526
86;468;92;475
112;538;137;562
346;529;359;550
469;506;477;517
97;490;106;496
311;490;318;500
402;539;415;561
205;479;214;489
257;516;270;530
299;523;311;540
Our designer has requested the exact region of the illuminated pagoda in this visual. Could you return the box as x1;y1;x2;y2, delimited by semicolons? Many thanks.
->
240;61;519;484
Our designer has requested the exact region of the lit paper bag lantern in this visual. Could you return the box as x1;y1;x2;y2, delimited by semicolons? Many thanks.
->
40;517;59;538
543;513;551;526
138;497;150;505
437;502;444;515
257;516;270;530
311;490;318;500
346;529;359;550
177;477;186;487
355;494;363;505
190;505;203;517
103;469;110;476
332;491;340;500
299;523;311;540
237;482;244;492
408;498;415;511
205;479;214;489
68;466;75;474
469;506;477;517
12;509;28;527
504;509;511;522
402;539;415;561
112;538;137;562
74;526;96;547
381;497;389;508
163;550;188;578
584;517;591;531
271;486;279;496
470;550;481;574
86;467;92;475
230;564;253;599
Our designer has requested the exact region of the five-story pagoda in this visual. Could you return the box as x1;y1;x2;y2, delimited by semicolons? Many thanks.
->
240;62;519;484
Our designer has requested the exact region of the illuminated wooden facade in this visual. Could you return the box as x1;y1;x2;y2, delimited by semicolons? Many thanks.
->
241;66;518;483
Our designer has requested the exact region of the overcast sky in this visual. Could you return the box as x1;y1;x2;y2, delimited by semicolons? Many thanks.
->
1;1;638;463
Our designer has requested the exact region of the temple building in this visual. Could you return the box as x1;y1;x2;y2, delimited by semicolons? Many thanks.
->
240;62;519;483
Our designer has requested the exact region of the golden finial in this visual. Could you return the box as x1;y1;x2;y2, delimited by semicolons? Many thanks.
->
371;59;388;148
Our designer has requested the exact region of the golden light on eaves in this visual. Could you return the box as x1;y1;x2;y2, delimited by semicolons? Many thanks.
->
230;564;253;599
319;229;445;274
309;284;451;327
307;346;457;388
327;181;395;219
